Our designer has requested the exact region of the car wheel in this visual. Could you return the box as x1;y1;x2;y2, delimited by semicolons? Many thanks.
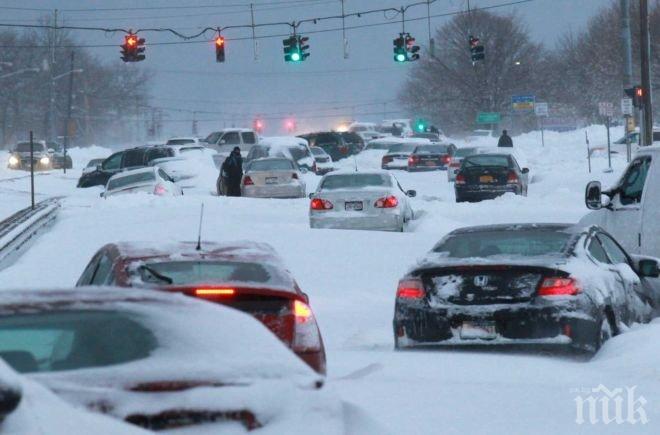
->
594;315;613;351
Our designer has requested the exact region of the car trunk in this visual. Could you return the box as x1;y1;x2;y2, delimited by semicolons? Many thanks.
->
462;166;510;185
247;170;296;186
412;153;448;167
420;266;564;305
107;183;156;196
319;189;394;215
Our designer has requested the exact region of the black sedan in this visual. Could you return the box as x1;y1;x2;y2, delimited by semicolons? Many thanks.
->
455;153;529;202
407;143;457;171
393;224;659;353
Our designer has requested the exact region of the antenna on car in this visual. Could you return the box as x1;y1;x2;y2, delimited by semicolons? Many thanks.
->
196;203;204;251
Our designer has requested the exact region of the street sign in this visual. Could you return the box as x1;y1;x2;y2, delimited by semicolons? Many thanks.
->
621;98;633;116
476;112;501;124
534;102;549;117
512;94;535;110
598;102;614;117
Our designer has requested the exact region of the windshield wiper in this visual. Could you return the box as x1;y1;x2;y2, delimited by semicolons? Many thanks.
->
139;265;173;284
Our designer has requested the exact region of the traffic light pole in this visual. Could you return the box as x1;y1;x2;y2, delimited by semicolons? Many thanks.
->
63;51;74;175
640;0;653;146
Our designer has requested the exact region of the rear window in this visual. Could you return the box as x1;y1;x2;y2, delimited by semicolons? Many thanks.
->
107;171;156;191
179;147;204;154
135;261;293;289
433;229;571;258
455;148;480;158
287;146;310;161
145;147;173;162
387;144;415;153
462;155;511;168
412;133;439;140
0;310;157;373
341;132;362;144
166;139;195;145
416;145;449;154
315;133;340;146
122;149;147;167
311;147;326;156
366;141;394;150
241;132;257;144
321;173;392;190
249;159;294;171
86;159;104;168
15;142;46;152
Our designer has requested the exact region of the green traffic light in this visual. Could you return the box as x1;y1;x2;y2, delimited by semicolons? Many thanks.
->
291;52;301;62
395;53;407;62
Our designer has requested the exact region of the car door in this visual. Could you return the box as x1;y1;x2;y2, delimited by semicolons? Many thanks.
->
585;235;627;326
98;152;123;184
605;156;651;255
640;155;659;257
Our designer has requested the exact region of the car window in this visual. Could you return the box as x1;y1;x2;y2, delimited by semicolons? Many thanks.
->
288;146;310;161
416;145;449;154
316;133;339;145
90;254;114;285
387;144;416;153
587;238;611;264
619;157;651;205
321;173;392;190
102;152;123;171
0;310;157;373
122;149;147;168
77;254;102;286
433;229;571;258
249;159;294;171
166;139;195;145
311;147;326;156
15;142;45;152
221;132;241;144
462;155;511;168
241;132;257;144
107;171;156;191
597;233;629;265
205;132;221;144
455;148;479;158
157;168;171;181
366;141;395;150
146;147;173;162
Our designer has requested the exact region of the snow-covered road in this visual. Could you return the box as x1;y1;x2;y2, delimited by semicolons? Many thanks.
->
0;127;658;434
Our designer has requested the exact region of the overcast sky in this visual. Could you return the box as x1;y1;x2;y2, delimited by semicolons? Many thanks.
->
3;0;609;136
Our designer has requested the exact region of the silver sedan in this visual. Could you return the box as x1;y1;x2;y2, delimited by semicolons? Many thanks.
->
309;170;416;232
241;157;306;198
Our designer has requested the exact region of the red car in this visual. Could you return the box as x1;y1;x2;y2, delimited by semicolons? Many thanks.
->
76;241;327;374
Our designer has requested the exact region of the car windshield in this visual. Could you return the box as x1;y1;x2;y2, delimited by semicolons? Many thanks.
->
15;142;45;152
416;145;449;154
462;155;510;168
86;159;104;167
433;229;571;258
455;148;480;158
136;260;293;288
0;310;157;374
321;173;391;190
166;139;195;145
107;171;156;191
249;159;294;171
387;144;415;153
311;147;326;156
412;133;439;140
287;146;309;161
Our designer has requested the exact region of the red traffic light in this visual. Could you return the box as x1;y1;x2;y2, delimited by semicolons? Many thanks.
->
126;35;137;46
215;36;225;47
636;87;644;98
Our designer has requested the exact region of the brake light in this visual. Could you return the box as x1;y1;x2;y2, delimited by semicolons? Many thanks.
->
195;288;235;296
397;279;425;299
292;173;299;180
441;155;451;164
374;195;398;208
154;184;167;195
243;176;254;186
408;155;420;165
455;173;466;185
538;277;580;296
292;300;322;352
507;171;519;184
310;198;334;210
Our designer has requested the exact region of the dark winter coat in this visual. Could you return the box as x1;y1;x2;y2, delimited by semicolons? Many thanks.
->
222;153;243;196
497;134;513;147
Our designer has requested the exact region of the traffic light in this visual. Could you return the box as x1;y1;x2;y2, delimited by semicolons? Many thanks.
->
405;34;420;62
121;33;145;62
625;86;644;109
469;35;485;62
215;35;226;63
414;119;427;132
393;34;407;62
285;118;296;133
253;118;264;133
283;35;309;63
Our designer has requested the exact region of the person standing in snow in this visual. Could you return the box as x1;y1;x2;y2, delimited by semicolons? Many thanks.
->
221;147;243;197
497;130;513;147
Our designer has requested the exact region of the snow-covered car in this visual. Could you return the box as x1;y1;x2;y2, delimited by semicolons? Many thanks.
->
582;146;660;258
75;241;327;374
240;157;306;198
447;146;491;182
357;130;388;142
0;288;339;432
82;158;106;175
148;144;210;181
309;170;416;232
204;128;258;156
393;223;659;353
0;360;146;434
464;129;495;143
165;136;204;146
310;146;334;175
348;121;377;133
7;140;71;171
245;136;315;172
381;143;417;170
454;152;529;202
407;143;457;171
102;167;183;198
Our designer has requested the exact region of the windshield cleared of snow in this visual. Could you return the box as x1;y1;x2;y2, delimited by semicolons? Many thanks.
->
249;159;294;171
321;173;391;190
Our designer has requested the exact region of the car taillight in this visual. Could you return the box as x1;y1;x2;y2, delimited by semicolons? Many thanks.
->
507;171;519;184
154;184;167;195
396;279;425;299
292;300;322;352
194;288;236;296
243;176;254;186
408;155;419;165
310;198;333;210
538;277;580;296
374;195;399;208
455;173;466;185
441;155;451;164
292;173;299;180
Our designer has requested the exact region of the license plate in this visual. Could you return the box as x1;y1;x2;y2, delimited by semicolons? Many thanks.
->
345;201;363;211
460;320;496;339
265;177;278;185
479;175;494;183
426;161;436;166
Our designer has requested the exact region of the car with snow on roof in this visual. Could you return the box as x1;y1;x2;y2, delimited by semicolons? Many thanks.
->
393;223;659;353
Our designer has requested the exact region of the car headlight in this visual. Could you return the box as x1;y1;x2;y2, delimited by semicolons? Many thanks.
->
8;156;19;166
39;156;50;165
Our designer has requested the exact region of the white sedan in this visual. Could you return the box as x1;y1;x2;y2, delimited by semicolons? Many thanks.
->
103;167;183;198
309;170;416;232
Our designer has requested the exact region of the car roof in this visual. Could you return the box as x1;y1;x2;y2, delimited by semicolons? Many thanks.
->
109;167;156;180
324;169;391;177
447;223;578;236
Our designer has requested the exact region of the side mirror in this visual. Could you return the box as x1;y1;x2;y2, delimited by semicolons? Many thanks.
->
308;192;315;199
406;190;417;197
521;168;530;174
585;181;603;210
638;259;660;278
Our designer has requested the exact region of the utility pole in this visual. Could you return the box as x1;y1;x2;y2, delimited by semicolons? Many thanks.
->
63;51;74;174
47;9;58;141
640;0;653;146
621;0;634;152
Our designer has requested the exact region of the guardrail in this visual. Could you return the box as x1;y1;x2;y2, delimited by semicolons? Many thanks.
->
0;197;61;271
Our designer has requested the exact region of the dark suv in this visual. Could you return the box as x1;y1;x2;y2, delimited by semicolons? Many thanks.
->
77;146;174;188
298;132;363;161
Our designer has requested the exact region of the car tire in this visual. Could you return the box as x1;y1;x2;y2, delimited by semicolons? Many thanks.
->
594;315;613;352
